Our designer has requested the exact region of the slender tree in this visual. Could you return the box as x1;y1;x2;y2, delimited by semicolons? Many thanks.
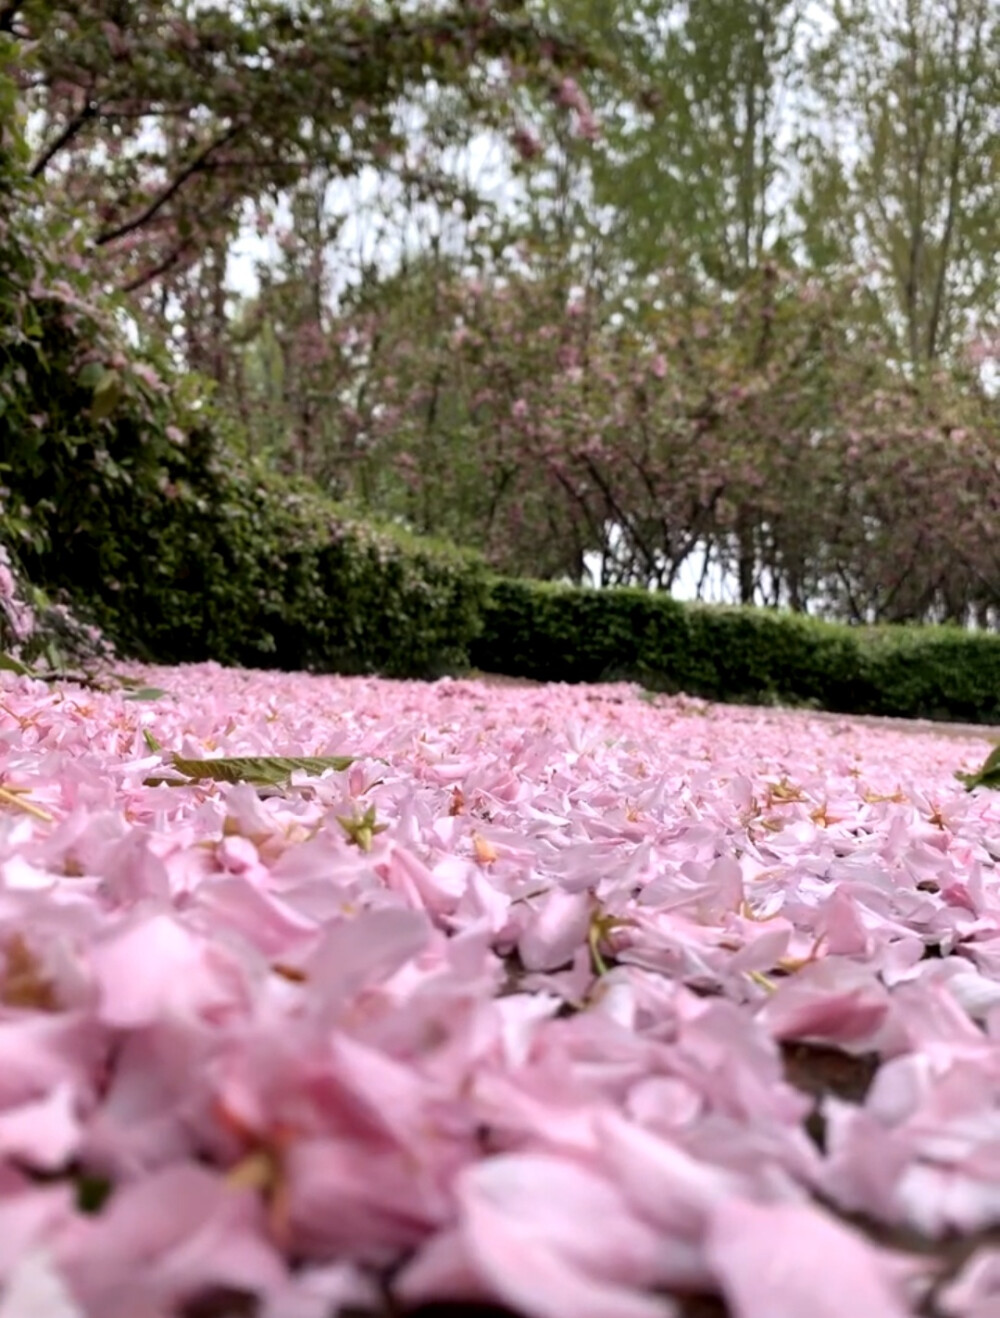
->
546;0;803;285
798;0;1000;371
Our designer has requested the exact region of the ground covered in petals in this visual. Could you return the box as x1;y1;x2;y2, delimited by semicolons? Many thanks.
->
3;663;1000;1318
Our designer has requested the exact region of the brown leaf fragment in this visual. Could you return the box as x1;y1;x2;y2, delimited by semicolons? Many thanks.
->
1;934;58;1011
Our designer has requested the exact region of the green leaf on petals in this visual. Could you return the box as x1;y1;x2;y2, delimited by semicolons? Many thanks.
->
75;1173;113;1214
145;753;359;788
0;652;35;677
956;743;1000;791
89;368;122;421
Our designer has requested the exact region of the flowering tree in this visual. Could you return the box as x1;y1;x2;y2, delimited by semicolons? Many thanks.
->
7;0;1000;638
7;0;596;318
244;241;1000;626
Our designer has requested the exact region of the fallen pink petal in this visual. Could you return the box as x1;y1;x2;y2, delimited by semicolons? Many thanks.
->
0;664;999;1316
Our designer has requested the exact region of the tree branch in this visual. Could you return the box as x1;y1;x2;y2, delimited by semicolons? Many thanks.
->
926;3;981;363
95;122;243;248
899;8;932;370
119;241;192;294
30;101;98;177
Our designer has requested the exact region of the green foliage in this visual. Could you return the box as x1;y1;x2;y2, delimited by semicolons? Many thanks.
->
74;1173;113;1215
337;804;388;852
1;104;195;598
852;626;1000;724
472;576;1000;725
148;754;362;788
957;745;1000;791
467;577;688;685
470;577;860;703
679;604;859;711
22;452;489;679
11;413;488;679
0;652;32;676
554;0;800;284
0;106;487;683
800;0;1000;370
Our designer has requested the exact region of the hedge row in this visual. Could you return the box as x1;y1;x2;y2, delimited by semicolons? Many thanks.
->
6;119;999;722
32;501;1000;722
1;133;487;684
18;441;1000;723
469;577;1000;725
19;457;489;680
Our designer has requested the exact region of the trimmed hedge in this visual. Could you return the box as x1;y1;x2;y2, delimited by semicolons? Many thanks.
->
1;142;486;680
7;109;1000;716
18;450;1000;719
851;626;1000;724
19;455;489;678
469;577;1000;724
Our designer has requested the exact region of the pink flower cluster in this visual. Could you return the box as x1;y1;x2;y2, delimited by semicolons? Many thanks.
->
0;664;999;1316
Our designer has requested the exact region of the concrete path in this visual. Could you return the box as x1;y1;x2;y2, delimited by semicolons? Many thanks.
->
464;671;999;742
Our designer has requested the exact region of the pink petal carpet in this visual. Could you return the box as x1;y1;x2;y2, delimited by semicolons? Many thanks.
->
0;662;998;1318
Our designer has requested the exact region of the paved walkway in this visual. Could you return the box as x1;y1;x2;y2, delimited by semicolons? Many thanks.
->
465;671;1000;742
799;707;999;742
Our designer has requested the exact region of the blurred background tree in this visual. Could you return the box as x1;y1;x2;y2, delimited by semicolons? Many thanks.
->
4;0;1000;632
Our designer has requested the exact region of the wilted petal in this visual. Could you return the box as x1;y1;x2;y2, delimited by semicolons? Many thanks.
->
0;1251;82;1318
454;1153;679;1318
705;1198;918;1318
55;1165;285;1318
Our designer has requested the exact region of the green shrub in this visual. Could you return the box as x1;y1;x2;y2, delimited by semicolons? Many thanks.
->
852;625;1000;724
0;119;487;679
682;604;865;710
472;577;1000;724
468;578;692;685
252;480;490;678
16;449;488;677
